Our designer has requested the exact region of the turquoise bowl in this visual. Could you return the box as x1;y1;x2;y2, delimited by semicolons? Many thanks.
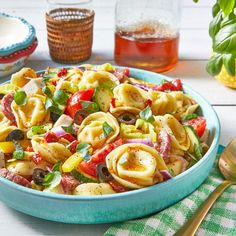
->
0;67;220;224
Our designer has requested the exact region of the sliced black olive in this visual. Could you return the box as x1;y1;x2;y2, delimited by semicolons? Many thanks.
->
74;109;89;125
96;164;113;183
0;94;5;99
32;168;49;186
6;129;25;141
117;112;137;125
51;112;61;122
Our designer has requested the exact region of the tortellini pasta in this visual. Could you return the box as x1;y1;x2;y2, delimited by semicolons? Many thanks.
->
113;84;151;110
32;137;72;164
73;183;116;196
78;112;119;148
106;143;168;189
11;94;49;130
155;114;190;151
79;70;119;89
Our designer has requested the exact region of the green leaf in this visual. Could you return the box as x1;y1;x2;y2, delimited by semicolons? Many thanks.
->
102;122;114;137
42;70;56;83
62;125;76;135
212;3;221;17
194;143;203;160
209;11;222;38
223;53;236;76
192;0;199;3
31;125;47;135
76;143;91;160
181;113;198;121
53;90;69;105
42;86;53;98
14;90;27;106
139;106;155;123
43;171;61;189
80;100;99;113
218;0;235;17
213;23;236;54
52;160;62;172
160;79;168;85
12;141;25;160
206;54;223;76
45;98;63;115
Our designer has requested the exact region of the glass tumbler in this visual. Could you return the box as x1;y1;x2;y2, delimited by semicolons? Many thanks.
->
114;0;181;72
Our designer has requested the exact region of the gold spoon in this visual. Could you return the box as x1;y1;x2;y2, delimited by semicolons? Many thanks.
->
175;138;236;236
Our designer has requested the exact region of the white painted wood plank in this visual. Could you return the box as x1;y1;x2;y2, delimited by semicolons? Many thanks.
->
0;0;214;9
1;5;212;30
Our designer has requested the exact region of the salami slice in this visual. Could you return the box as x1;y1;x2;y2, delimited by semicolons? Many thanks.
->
1;93;16;125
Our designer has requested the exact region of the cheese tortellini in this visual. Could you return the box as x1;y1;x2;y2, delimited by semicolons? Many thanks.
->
11;94;49;130
78;112;120;148
32;137;72;164
79;70;119;89
113;84;151;110
106;143;168;189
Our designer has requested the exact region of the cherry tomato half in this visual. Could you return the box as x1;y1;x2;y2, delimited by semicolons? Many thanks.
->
183;117;206;138
65;89;94;118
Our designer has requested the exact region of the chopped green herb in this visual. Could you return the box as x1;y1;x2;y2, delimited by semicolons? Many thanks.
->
139;106;155;123
43;172;54;187
45;98;63;115
31;125;47;135
76;143;91;160
42;71;56;83
62;125;76;135
103;122;114;137
182;113;198;121
43;171;61;189
42;86;53;98
12;141;25;160
52;160;62;172
80;100;99;113
160;79;168;85
14;90;27;106
194;143;203;159
53;90;69;105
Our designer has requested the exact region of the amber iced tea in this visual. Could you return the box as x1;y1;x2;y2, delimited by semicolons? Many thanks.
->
114;22;179;72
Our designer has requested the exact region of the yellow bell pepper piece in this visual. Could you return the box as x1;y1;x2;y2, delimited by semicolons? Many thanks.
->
62;153;83;173
0;140;31;153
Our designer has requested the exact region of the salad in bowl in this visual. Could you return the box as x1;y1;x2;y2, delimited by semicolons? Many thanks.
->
0;64;210;196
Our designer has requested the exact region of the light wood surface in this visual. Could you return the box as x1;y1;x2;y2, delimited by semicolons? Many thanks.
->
0;0;235;235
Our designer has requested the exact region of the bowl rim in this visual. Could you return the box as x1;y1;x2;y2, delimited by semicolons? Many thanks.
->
0;66;221;201
0;12;36;56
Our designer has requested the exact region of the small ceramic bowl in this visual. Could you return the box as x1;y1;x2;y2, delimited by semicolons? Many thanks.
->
0;13;35;56
0;68;220;224
0;38;38;78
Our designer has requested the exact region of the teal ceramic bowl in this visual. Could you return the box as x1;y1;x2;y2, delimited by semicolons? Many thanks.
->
0;67;220;224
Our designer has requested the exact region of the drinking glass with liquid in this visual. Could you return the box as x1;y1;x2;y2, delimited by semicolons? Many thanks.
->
114;0;181;73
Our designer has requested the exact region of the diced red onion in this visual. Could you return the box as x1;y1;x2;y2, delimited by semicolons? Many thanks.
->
158;130;171;159
51;126;68;137
125;139;154;147
131;83;158;92
160;170;172;180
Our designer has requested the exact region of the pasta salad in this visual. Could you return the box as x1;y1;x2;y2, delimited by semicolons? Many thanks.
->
0;64;210;195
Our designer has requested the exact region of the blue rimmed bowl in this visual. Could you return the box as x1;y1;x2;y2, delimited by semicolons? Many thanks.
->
0;13;35;56
0;67;220;224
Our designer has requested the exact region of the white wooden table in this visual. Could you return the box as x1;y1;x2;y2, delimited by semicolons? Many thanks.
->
0;0;236;235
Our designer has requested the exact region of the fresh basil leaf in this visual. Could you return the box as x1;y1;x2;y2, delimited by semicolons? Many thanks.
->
192;0;199;3
213;23;236;54
43;172;54;187
212;3;221;17
42;86;53;98
42;70;56;83
103;122;114;137
223;53;236;76
80;100;99;113
12;141;25;160
209;11;223;38
181;113;197;121
62;125;76;135
45;98;63;115
52;160;62;172
76;143;90;160
206;54;223;76
218;0;235;17
220;12;236;28
14;90;27;106
53;90;69;105
139;106;155;123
